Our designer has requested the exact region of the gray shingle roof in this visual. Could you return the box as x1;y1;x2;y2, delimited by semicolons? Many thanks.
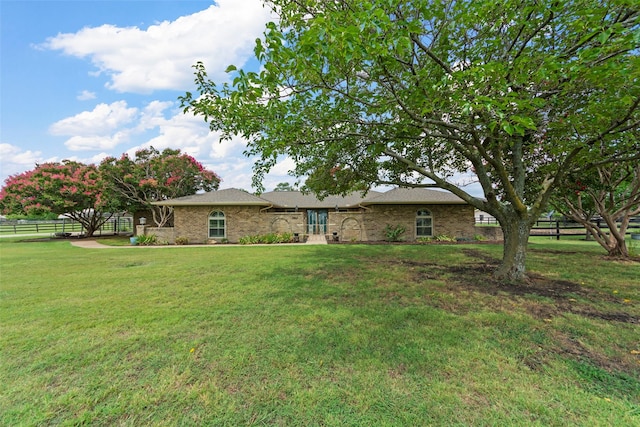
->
155;187;467;207
361;187;466;205
260;191;381;208
154;188;270;206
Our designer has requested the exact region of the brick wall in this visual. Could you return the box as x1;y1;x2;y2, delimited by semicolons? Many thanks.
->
327;205;474;241
362;204;475;241
171;203;475;243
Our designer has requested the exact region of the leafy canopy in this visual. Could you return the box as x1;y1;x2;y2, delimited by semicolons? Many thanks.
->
100;147;221;227
0;161;116;236
181;0;639;280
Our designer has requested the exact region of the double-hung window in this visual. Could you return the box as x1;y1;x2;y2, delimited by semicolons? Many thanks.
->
208;211;226;238
416;210;433;237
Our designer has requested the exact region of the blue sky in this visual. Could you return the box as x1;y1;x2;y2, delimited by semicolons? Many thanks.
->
1;0;482;196
0;0;297;191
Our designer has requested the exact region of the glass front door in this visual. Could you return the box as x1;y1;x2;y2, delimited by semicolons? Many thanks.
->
307;209;328;234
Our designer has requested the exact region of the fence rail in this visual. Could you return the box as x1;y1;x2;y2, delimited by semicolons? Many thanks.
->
475;217;640;240
0;217;133;236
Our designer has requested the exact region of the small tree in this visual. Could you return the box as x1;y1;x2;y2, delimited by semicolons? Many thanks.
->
553;159;640;258
274;182;295;191
100;147;221;227
0;161;115;237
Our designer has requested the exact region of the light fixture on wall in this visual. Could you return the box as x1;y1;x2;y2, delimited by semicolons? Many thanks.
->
139;217;147;225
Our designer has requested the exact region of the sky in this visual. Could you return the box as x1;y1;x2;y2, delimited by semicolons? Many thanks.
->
1;0;483;197
0;0;299;191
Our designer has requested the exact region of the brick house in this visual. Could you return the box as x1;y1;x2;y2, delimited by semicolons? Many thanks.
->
150;187;478;244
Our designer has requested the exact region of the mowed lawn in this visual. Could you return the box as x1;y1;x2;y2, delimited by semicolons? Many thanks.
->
0;237;638;426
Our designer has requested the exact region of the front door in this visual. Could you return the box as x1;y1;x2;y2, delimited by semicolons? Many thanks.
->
307;209;328;234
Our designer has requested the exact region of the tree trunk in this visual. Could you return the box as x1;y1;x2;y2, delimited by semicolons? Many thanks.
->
606;238;629;258
495;217;531;282
83;224;97;238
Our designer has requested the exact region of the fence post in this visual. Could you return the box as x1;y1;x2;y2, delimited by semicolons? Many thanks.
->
556;220;560;240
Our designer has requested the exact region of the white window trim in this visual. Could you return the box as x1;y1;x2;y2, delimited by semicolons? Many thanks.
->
208;210;226;239
416;209;433;238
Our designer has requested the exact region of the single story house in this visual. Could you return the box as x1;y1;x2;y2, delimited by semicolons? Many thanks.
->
148;187;488;244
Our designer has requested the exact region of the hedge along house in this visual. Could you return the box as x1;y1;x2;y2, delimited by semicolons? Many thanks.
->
149;187;485;244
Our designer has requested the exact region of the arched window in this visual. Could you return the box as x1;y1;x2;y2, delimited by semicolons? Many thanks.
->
416;209;433;237
208;211;226;238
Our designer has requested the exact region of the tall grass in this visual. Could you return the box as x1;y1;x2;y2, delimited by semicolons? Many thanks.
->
0;237;638;425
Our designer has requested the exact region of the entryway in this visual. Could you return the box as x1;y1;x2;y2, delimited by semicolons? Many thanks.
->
306;209;327;235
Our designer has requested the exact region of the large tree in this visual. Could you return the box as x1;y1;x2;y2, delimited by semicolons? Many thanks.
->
181;0;640;281
100;147;221;227
0;161;116;237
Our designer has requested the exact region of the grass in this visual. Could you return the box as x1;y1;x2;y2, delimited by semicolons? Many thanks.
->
0;237;638;425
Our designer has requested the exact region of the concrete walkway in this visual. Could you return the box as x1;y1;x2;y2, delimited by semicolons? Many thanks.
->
70;235;328;249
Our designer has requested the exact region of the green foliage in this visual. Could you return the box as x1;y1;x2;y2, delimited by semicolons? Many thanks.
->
474;234;488;241
239;232;293;244
175;236;189;245
383;224;406;242
434;235;457;242
136;234;158;246
274;182;295;191
417;234;457;243
100;147;221;227
552;158;640;258
0;161;115;237
5;212;59;221
181;0;640;281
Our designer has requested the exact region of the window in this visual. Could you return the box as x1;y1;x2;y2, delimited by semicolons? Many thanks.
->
208;211;226;238
416;209;433;237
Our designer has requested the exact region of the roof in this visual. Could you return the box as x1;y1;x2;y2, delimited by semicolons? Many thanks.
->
153;188;271;206
361;187;466;205
154;187;467;208
260;190;381;209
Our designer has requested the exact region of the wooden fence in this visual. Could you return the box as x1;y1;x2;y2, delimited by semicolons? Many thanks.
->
476;217;640;240
0;217;133;236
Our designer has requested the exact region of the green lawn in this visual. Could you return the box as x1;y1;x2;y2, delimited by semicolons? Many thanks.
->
1;237;638;425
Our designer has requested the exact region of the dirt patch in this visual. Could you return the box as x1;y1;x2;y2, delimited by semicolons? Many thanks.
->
368;251;640;378
329;240;502;245
529;248;578;255
372;250;638;325
445;264;638;324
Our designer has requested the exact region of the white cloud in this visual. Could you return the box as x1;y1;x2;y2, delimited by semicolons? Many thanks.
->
0;144;48;183
77;90;96;101
63;133;131;151
270;157;296;176
41;0;273;93
50;101;138;137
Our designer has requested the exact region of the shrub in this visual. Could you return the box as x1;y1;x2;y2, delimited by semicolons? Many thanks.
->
433;234;456;242
474;234;487;241
384;224;406;242
239;232;293;244
136;234;158;246
175;236;189;245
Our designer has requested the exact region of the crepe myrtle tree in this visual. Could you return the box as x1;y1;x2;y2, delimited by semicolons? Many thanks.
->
99;147;221;227
0;161;117;237
552;143;640;258
180;0;640;281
